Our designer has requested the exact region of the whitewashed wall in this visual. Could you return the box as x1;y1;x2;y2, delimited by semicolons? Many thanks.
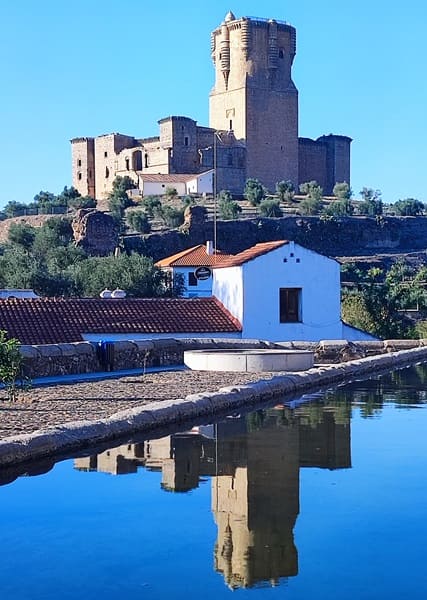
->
186;171;213;194
142;181;187;196
213;243;347;341
212;266;244;324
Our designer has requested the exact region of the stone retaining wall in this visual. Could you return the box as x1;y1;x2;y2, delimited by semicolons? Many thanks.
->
20;337;427;379
2;345;427;468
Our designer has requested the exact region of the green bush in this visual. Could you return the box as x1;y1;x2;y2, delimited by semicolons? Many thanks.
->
244;178;266;206
259;199;283;217
160;206;185;228
276;180;295;203
218;191;242;220
142;196;162;217
0;330;26;402
126;210;151;233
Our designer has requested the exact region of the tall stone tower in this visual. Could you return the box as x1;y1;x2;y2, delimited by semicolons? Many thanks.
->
209;12;299;191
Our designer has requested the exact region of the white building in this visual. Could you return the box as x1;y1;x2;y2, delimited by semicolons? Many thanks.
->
138;171;213;197
211;240;374;342
0;241;375;344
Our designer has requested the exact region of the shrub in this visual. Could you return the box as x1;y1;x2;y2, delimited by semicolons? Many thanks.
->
160;206;185;228
276;180;295;203
324;199;354;216
333;182;352;200
259;199;283;218
244;178;266;206
165;187;178;199
299;196;323;215
0;330;26;402
126;210;151;233
218;190;242;220
142;196;162;217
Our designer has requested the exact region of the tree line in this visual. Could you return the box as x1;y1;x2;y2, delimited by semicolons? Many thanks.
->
341;261;427;339
216;178;425;220
0;217;180;298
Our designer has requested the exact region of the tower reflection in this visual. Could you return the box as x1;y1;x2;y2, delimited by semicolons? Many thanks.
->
74;401;351;589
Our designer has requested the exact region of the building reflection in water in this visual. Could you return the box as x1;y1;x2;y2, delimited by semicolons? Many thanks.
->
74;402;351;589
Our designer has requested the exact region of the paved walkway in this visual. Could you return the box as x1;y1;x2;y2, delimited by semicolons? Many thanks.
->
0;368;277;439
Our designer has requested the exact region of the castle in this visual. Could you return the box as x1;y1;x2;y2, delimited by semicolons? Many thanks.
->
71;11;351;200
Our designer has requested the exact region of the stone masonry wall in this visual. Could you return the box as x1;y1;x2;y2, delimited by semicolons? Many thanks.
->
20;338;426;379
124;215;427;262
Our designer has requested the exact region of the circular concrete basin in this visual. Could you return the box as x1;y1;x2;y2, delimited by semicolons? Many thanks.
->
184;349;314;372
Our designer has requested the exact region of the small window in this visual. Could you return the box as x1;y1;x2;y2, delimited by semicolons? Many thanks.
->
184;136;189;146
125;158;130;170
188;272;198;287
78;172;82;180
144;153;149;168
105;166;110;178
229;120;233;131
77;159;82;167
279;49;284;59
104;151;108;158
279;288;301;323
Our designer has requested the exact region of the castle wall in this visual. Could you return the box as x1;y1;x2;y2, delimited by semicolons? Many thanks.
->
94;134;138;199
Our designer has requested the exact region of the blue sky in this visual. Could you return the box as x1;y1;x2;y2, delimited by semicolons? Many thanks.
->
1;0;426;207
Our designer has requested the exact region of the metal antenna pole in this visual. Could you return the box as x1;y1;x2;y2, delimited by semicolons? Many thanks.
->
213;131;217;261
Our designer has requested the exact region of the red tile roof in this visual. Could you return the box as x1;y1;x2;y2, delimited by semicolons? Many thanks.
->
0;297;241;345
213;240;289;268
155;245;233;267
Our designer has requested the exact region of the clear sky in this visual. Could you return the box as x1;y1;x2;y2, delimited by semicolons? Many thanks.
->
1;0;426;207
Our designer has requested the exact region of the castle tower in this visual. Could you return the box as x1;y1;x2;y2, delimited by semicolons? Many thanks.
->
71;137;96;198
209;12;299;191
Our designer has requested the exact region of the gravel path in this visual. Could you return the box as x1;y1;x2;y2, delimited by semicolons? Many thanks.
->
0;370;276;439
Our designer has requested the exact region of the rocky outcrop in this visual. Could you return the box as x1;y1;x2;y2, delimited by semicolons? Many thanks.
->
72;209;119;256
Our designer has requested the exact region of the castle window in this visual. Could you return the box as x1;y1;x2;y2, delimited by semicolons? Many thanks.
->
133;150;142;171
77;159;82;167
78;172;82;180
279;49;284;59
184;136;189;146
279;288;302;323
104;151;108;158
125;158;130;170
229;120;233;131
144;153;149;168
105;167;110;178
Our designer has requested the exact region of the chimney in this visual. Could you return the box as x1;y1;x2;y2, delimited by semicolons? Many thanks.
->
206;240;214;255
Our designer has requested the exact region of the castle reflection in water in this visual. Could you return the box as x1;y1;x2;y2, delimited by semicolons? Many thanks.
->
74;402;351;589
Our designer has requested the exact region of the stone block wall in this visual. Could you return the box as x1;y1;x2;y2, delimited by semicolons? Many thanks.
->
19;338;427;379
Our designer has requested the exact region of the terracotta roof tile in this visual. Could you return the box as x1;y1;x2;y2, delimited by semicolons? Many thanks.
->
155;245;233;267
213;240;289;268
0;297;241;345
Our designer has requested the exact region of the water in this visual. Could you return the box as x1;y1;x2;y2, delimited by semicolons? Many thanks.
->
1;365;427;599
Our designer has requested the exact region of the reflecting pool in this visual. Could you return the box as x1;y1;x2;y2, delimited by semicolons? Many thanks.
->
1;365;427;599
